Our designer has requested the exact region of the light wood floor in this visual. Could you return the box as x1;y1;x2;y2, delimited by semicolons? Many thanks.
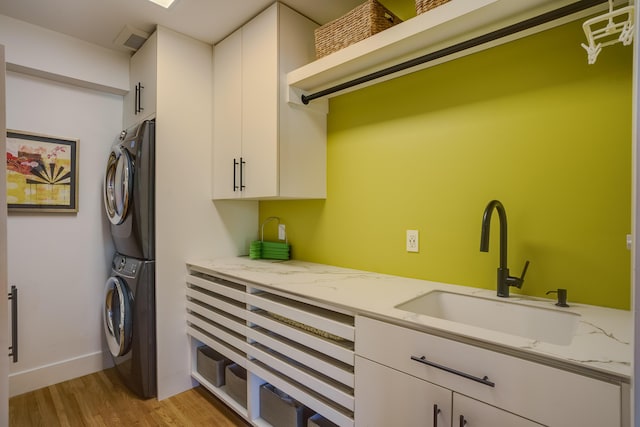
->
9;368;250;426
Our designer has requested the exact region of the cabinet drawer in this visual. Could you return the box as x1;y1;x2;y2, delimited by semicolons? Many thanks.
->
187;313;247;353
247;292;355;341
187;301;246;337
247;309;354;365
186;288;247;320
186;273;246;303
247;325;354;387
356;316;621;427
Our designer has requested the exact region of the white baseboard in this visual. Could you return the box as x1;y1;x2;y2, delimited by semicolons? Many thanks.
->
9;351;112;397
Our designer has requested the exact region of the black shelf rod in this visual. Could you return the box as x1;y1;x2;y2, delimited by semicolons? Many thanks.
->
301;0;607;105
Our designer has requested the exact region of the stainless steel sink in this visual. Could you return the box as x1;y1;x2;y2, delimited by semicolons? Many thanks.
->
395;291;580;345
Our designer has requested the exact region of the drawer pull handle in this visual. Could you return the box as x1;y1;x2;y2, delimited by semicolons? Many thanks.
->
411;355;495;387
433;404;441;426
459;415;467;426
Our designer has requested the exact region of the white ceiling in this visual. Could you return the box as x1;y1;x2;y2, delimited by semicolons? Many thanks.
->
0;0;364;54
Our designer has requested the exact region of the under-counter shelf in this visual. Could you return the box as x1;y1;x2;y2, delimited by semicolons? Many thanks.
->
247;326;354;387
246;291;355;341
247;342;354;410
287;0;607;99
247;309;354;365
249;359;354;427
186;266;356;427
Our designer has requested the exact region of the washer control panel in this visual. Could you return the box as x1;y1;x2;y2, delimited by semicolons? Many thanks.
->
113;255;138;276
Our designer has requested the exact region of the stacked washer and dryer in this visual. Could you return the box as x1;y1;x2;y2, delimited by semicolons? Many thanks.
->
102;119;156;398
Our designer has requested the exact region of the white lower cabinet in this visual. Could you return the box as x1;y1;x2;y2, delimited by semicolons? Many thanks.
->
185;270;625;427
452;393;541;427
355;316;624;427
186;267;356;426
356;356;453;427
356;356;541;427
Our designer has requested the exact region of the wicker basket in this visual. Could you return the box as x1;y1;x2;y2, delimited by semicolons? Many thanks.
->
314;0;402;58
416;0;451;15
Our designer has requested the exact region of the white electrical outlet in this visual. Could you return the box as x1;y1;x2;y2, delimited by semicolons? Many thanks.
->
406;230;419;252
278;224;286;240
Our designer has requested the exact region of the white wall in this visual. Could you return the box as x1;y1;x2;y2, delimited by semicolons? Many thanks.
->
0;14;129;95
5;71;122;396
1;17;258;401
0;12;128;397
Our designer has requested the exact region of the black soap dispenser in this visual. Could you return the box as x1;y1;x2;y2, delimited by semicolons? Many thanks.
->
545;289;569;307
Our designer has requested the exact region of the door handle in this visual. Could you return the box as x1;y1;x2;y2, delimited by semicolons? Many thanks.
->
239;157;246;191
134;84;139;114
433;404;441;427
8;285;17;363
233;158;239;191
138;83;144;113
135;82;144;114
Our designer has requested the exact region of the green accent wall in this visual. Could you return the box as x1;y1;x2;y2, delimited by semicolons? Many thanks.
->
260;18;632;310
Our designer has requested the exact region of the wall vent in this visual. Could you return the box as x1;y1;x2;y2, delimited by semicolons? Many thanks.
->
114;25;150;51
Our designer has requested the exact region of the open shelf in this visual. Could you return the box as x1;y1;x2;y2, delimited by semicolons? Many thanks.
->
186;265;356;426
287;0;608;99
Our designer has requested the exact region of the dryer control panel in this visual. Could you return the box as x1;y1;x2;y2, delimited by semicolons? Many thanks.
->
113;255;140;277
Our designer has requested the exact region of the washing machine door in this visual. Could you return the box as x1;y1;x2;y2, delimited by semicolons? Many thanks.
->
103;276;134;357
104;145;133;225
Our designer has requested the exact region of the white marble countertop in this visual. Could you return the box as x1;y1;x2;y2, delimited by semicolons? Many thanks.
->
187;257;632;382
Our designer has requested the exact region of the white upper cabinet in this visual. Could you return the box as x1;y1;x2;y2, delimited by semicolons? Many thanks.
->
123;31;157;129
212;30;242;199
212;3;327;200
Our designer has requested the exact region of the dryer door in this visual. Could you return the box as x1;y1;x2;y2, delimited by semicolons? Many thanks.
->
103;145;133;225
103;276;134;357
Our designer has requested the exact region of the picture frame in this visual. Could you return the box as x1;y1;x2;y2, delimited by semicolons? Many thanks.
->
5;130;79;213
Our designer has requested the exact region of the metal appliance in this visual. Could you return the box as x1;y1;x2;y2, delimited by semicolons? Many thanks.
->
103;254;156;398
103;119;156;398
103;120;155;260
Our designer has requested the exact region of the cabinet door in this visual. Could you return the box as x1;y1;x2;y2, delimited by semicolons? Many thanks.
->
212;29;243;199
355;356;452;427
453;393;542;427
124;32;157;129
356;316;621;427
240;4;279;198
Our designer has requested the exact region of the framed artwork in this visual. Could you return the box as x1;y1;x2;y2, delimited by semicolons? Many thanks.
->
6;130;79;213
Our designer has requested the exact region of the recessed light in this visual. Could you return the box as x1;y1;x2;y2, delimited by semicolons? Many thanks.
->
147;0;175;8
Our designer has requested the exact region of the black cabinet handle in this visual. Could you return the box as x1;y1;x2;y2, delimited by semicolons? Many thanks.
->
239;157;246;191
411;355;495;387
134;84;139;114
8;285;17;363
138;83;144;112
433;404;441;427
134;82;144;114
459;415;467;426
233;158;239;192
